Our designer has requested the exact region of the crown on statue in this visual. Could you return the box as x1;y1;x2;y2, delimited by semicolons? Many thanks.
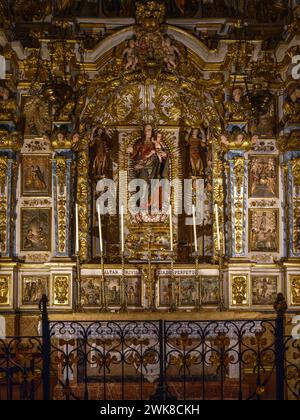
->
136;1;166;29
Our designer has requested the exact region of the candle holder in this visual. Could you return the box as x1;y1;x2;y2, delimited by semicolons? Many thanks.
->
75;253;83;313
146;231;157;312
120;252;128;313
100;252;108;312
217;252;227;312
169;251;177;312
194;252;202;312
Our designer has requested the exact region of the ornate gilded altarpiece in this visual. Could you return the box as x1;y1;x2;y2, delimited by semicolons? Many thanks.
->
0;0;300;323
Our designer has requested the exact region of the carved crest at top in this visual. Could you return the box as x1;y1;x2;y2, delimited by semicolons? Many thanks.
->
136;1;166;32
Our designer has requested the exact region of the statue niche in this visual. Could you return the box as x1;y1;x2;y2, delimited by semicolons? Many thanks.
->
127;124;170;223
91;128;110;180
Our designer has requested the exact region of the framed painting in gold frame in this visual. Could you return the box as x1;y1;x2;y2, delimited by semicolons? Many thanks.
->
201;276;219;306
249;209;279;253
249;156;278;199
21;275;49;307
81;277;102;308
21;208;52;252
178;277;198;308
251;276;279;309
21;155;52;197
289;275;300;307
0;275;10;307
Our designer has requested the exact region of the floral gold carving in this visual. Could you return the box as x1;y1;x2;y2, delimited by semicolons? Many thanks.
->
0;276;9;306
233;157;245;254
54;276;70;306
232;276;248;306
290;276;300;306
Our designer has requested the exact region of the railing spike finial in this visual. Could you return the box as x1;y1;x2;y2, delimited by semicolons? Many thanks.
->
274;293;288;316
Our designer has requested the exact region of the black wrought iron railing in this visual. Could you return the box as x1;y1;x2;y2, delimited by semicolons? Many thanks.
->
0;294;299;400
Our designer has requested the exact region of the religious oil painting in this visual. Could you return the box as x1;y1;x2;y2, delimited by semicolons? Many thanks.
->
21;276;49;306
21;209;52;252
106;277;121;307
0;276;10;306
179;278;198;307
249;156;278;198
249;209;279;253
127;277;143;307
81;277;102;307
159;277;174;307
251;276;278;307
22;155;51;196
201;277;219;306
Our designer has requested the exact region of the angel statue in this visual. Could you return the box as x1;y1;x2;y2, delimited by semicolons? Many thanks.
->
162;36;181;70
122;39;139;71
185;128;207;178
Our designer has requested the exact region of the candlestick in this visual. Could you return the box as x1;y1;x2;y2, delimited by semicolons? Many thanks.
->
169;204;173;252
75;203;79;254
97;203;103;254
121;204;125;254
215;204;221;252
192;204;198;254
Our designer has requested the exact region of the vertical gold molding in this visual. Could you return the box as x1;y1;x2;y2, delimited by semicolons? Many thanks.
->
77;147;89;260
0;157;8;255
213;149;225;255
55;157;68;254
233;156;245;255
291;158;300;255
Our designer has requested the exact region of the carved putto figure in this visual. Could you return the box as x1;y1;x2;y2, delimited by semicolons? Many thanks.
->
225;87;250;121
122;39;139;71
221;128;257;150
185;128;207;177
162;36;181;70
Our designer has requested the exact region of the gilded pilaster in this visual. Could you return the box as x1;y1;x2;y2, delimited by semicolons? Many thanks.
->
76;146;89;261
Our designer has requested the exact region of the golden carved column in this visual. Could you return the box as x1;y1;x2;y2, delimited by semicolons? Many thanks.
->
76;144;89;261
213;149;225;256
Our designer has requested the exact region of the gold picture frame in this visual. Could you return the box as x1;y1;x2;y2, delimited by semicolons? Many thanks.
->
53;275;71;307
21;275;49;307
289;275;300;307
0;275;10;306
249;155;278;199
251;275;279;308
249;209;279;253
21;154;52;197
21;208;52;252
